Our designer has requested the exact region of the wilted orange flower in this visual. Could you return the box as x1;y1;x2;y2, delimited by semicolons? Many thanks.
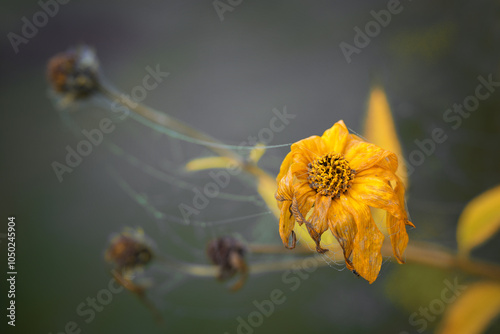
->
275;120;414;283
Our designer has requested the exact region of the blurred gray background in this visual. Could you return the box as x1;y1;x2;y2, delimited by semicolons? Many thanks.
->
1;0;500;333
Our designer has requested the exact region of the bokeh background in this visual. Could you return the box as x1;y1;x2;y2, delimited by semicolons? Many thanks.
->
1;0;500;333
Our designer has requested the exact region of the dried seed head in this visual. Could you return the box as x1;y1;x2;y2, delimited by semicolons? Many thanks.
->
47;45;100;100
307;152;355;198
207;236;248;290
105;228;155;272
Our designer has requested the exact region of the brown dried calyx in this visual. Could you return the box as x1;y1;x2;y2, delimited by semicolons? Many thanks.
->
105;228;154;273
47;45;100;101
207;236;248;291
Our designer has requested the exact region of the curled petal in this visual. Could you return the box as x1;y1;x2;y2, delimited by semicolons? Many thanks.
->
374;153;399;174
276;151;294;183
386;181;413;263
279;201;296;248
291;196;329;253
293;181;316;218
354;166;397;181
387;215;409;264
308;196;331;243
345;195;384;284
276;169;294;202
328;197;357;270
350;169;406;220
345;140;398;173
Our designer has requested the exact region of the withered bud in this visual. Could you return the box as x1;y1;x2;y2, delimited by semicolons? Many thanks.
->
105;228;155;272
47;45;100;100
207;236;248;291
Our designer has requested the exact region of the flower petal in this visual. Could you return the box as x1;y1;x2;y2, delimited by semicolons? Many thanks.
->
291;135;325;164
321;120;350;154
279;201;296;248
354;166;396;180
344;194;384;284
387;215;409;264
350;170;406;220
328;197;357;270
386;181;413;263
345;139;397;173
309;195;331;234
291;162;309;183
275;169;294;202
374;153;399;174
304;195;331;253
276;151;294;183
354;169;413;263
293;181;316;222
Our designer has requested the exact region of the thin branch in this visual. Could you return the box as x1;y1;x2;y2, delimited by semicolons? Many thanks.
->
249;241;500;281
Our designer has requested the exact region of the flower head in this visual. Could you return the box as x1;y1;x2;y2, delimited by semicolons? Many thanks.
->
105;227;155;273
207;236;248;291
47;45;100;102
275;120;414;283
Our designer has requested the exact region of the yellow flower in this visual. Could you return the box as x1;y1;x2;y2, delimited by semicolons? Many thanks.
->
275;120;414;283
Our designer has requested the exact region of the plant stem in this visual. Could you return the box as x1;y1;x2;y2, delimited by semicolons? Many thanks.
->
249;242;500;281
98;84;241;161
401;241;500;281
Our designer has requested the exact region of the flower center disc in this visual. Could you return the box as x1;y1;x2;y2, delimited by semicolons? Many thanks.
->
307;153;354;198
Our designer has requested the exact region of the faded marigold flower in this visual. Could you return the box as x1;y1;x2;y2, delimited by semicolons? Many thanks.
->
275;120;414;283
46;45;100;101
105;227;155;273
207;236;248;291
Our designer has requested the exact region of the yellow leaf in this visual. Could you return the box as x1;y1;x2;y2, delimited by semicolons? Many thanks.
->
438;281;500;334
249;143;266;164
457;185;500;256
364;85;408;187
185;156;237;172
